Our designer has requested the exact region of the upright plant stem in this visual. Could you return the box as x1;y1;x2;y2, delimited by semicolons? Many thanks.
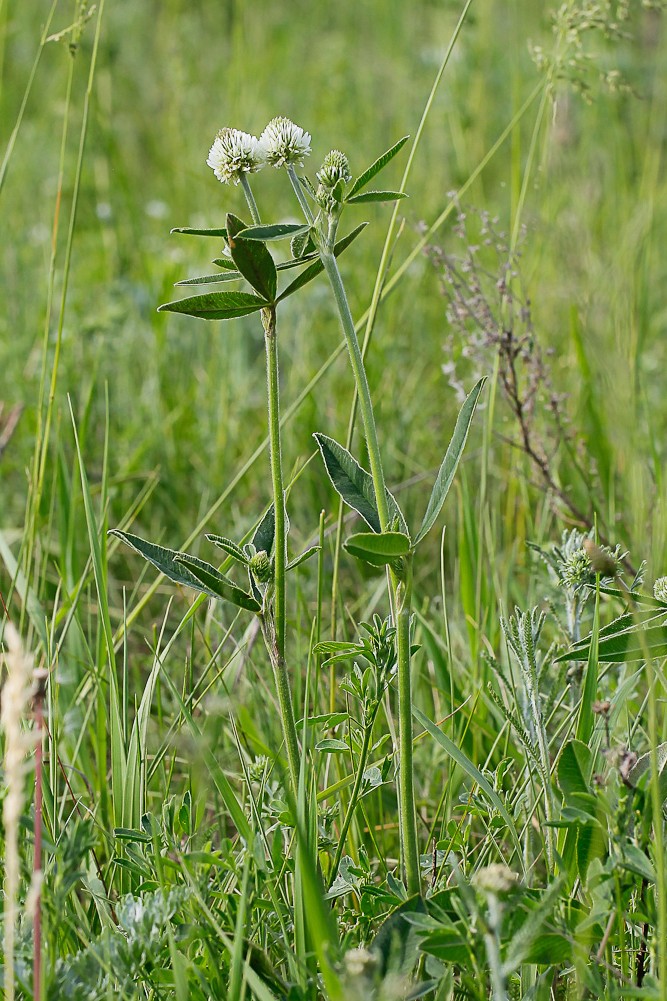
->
319;243;420;895
394;557;419;894
263;306;300;791
241;175;301;793
320;248;389;528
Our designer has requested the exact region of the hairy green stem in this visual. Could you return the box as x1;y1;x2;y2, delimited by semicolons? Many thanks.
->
263;306;300;790
287;165;315;225
319;241;420;895
240;173;261;226
241;175;301;792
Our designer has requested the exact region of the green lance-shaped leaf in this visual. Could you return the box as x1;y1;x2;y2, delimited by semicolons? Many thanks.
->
291;228;313;259
287;545;321;571
181;250;322;287
171;226;227;238
252;504;276;557
109;530;230;599
176;270;243;286
346;136;410;200
316;739;349;753
314;433;380;532
212;257;240;271
569;604;667;648
585;585;667;608
174;553;260;612
344;531;411;567
557;739;594;800
277;223;368;303
314;432;407;535
236;222;311;242
555;622;667;664
206;534;250;566
157;290;268;320
415;377;486;545
345;190;409;205
226;212;277;302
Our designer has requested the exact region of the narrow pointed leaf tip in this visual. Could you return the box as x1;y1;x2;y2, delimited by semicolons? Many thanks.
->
346;136;410;200
236;222;311;242
157;289;268;320
346;190;408;205
109;530;260;612
108;529;223;598
415;377;486;545
314;432;408;536
313;433;380;532
175;553;261;612
170;226;227;238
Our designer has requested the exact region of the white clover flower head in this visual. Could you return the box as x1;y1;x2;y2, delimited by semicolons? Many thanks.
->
344;947;377;979
654;576;667;602
206;128;266;186
472;863;520;897
317;149;352;188
260;116;311;168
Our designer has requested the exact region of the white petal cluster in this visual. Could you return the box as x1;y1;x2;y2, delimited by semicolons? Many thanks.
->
206;128;266;185
259;117;312;168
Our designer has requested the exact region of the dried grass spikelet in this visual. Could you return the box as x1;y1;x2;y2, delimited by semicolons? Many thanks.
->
1;623;36;1001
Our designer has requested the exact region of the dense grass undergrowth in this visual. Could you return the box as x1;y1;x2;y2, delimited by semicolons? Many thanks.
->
2;1;667;998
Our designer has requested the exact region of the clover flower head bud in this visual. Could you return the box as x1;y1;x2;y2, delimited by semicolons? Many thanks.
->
315;183;338;213
250;550;273;584
206;128;266;186
317;149;351;188
472;863;520;897
259;116;311;168
654;576;667;602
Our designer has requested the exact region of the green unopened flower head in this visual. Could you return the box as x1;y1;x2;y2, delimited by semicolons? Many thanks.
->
654;576;667;602
317;149;352;188
559;547;592;590
315;183;338;213
250;550;273;584
259;117;311;168
206;128;266;185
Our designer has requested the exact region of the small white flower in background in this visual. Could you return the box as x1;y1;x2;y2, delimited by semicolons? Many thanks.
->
259;116;311;168
472;863;520;897
654;576;667;602
344;947;377;979
206;128;266;185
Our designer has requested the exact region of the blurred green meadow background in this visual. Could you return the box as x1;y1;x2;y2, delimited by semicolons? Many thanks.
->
2;0;667;996
4;0;666;588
